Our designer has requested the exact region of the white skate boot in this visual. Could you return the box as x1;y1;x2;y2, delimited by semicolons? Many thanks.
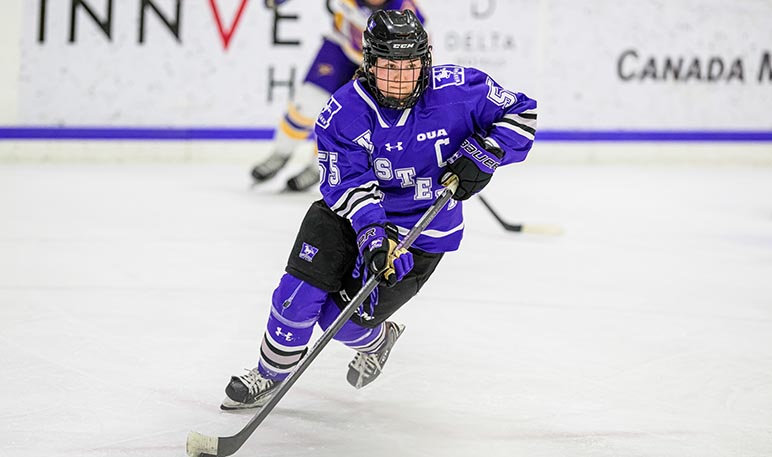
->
346;322;405;389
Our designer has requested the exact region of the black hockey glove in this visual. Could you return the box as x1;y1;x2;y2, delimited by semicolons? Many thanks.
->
356;223;414;287
442;134;504;201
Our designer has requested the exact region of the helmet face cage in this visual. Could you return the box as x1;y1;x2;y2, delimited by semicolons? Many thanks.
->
362;10;432;110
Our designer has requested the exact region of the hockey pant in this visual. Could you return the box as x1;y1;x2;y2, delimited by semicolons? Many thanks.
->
260;200;444;381
257;273;388;381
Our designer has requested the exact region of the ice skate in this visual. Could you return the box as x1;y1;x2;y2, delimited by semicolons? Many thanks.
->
221;368;281;410
285;162;320;192
250;152;291;183
347;322;405;389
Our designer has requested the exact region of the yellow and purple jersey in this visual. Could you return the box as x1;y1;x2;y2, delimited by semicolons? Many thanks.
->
327;0;426;64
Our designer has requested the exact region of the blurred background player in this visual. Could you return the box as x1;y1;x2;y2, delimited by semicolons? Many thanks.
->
222;9;536;410
252;0;426;192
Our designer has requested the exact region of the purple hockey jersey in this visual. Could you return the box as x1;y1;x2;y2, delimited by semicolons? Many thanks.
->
314;65;537;253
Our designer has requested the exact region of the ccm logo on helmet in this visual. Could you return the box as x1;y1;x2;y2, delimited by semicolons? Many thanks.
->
392;43;415;49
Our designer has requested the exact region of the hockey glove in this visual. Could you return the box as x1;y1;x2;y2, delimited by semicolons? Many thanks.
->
442;134;504;201
356;223;414;287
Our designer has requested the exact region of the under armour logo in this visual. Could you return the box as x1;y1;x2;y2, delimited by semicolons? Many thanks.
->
385;142;403;152
275;327;294;342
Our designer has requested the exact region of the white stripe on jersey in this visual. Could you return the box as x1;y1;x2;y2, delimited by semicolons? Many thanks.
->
485;137;502;151
494;118;535;141
509;110;537;130
354;80;389;129
396;108;412;127
494;110;537;141
330;180;383;220
396;221;465;239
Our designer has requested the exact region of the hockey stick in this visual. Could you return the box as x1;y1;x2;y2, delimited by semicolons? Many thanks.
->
186;176;460;457
477;195;563;235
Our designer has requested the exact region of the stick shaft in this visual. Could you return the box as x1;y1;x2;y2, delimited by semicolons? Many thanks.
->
477;195;524;232
477;195;564;235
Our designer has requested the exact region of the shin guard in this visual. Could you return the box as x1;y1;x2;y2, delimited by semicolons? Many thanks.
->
258;274;327;380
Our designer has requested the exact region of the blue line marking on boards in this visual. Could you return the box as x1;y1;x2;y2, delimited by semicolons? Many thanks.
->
1;127;771;142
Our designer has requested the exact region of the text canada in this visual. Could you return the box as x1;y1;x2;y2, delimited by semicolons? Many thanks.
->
617;50;771;83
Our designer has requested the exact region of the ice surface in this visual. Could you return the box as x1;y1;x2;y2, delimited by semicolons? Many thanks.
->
1;163;771;457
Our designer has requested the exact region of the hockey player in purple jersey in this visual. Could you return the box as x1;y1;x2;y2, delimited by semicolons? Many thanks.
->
251;0;425;192
222;9;536;409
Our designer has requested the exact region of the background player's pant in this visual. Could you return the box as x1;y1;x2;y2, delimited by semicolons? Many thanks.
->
273;84;330;155
273;38;359;156
257;273;385;381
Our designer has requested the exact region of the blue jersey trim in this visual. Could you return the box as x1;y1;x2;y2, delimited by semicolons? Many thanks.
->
1;127;772;142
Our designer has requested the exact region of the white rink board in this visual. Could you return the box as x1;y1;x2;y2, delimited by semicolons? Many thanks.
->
4;0;770;129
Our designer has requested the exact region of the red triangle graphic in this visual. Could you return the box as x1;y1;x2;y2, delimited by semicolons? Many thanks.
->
208;0;249;50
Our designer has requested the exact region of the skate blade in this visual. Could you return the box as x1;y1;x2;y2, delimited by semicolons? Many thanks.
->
220;397;266;411
346;323;406;389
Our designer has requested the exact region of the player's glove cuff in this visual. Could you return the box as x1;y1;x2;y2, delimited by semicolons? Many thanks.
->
448;135;503;175
444;134;504;201
356;223;413;287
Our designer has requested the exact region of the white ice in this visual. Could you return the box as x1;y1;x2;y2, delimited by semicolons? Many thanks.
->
1;162;771;457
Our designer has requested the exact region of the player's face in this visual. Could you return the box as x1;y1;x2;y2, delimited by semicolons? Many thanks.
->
371;57;422;102
362;0;389;7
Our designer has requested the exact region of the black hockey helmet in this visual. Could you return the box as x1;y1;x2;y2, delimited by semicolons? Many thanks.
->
362;9;432;109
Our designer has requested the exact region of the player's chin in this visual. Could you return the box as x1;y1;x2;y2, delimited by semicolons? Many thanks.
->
385;88;412;99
